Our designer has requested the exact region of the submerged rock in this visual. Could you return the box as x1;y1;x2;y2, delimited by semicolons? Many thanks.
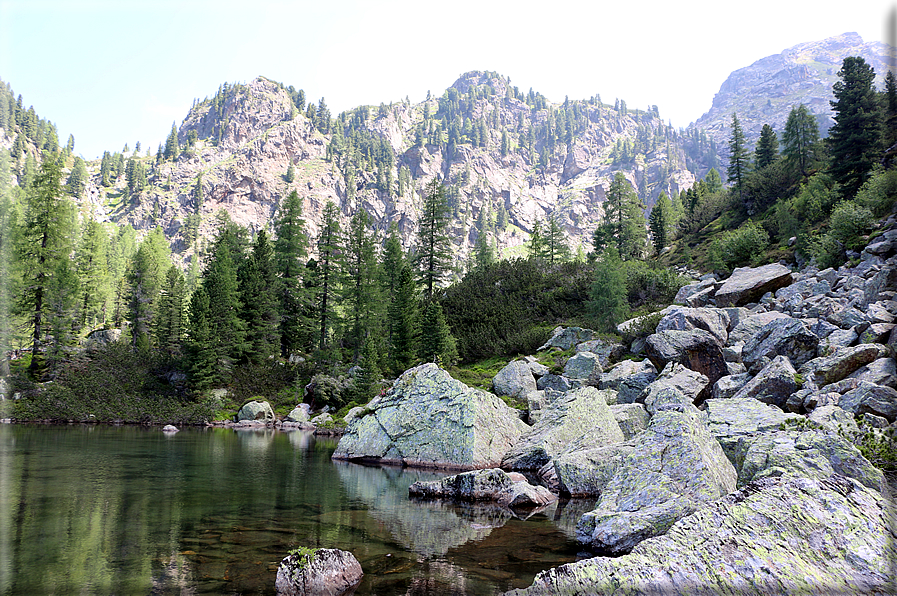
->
332;364;527;470
506;475;895;596
408;468;556;508
275;548;362;596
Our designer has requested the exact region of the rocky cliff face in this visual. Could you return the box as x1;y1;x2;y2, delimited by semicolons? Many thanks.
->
97;72;703;267
693;32;893;159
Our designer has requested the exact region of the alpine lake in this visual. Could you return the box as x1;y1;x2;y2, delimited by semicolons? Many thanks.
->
0;424;586;595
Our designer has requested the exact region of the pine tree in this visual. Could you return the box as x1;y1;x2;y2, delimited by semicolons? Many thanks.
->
727;113;750;203
649;192;671;254
589;248;629;333
127;227;170;348
528;219;546;260
472;232;495;272
164;122;179;161
782;104;819;178
155;265;186;356
16;158;77;374
314;201;342;354
542;214;570;264
754;124;779;169
414;179;453;301
240;228;280;364
593;172;646;260
829;56;882;197
273;190;312;355
388;261;417;375
66;157;88;196
704;168;724;194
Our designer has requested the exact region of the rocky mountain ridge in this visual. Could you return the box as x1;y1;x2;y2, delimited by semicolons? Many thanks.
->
693;32;893;159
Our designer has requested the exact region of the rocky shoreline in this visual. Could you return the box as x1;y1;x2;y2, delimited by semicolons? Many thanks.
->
327;220;897;595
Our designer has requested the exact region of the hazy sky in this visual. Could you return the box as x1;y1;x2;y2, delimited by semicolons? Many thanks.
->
0;0;893;159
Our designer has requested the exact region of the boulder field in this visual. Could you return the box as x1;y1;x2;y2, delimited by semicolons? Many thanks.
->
332;224;897;595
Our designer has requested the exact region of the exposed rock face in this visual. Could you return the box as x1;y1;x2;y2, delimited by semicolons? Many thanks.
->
506;475;896;596
275;548;363;596
575;404;736;554
408;468;556;508
332;363;528;470
501;387;623;470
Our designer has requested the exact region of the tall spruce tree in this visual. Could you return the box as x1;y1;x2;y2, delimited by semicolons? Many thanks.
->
314;201;342;354
164;122;179;161
414;179;452;301
75;219;111;331
240;228;280;364
782;104;819;177
754;124;779;169
273;190;312;355
593;172;646;260
418;300;456;365
727;113;750;204
342;209;382;362
829;56;882;197
155;265;187;356
127;227;170;349
649;192;671;255
388;261;417;375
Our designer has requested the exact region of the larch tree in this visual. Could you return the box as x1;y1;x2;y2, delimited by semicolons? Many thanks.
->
782;104;819;178
273;190;312;355
314;201;342;354
727;113;750;204
155;265;187;357
127;227;170;349
342;209;382;363
649;192;671;255
75;219;111;331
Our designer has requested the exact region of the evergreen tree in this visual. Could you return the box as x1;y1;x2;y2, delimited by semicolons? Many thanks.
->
754;123;779;169
240;228;280;364
782;104;819;177
273;190;312;355
75;219;111;331
472;231;495;272
542;214;570;264
164;122;179;161
314;201;342;354
588;248;629;333
107;225;137;327
649;192;671;254
388;261;417;375
342;209;382;362
285;162;295;183
417;299;456;365
883;70;897;150
155;265;186;356
186;285;216;388
593;172;646;260
127;227;170;348
528;219;546;260
727;113;750;203
414;179;453;300
16;158;77;373
66;157;88;196
829;56;882;197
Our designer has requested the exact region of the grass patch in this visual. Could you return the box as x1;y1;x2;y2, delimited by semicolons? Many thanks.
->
448;355;509;391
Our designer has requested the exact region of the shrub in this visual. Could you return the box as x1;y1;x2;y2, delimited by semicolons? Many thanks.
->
790;172;839;224
707;220;769;272
304;374;353;410
828;200;874;244
855;168;897;217
621;260;686;308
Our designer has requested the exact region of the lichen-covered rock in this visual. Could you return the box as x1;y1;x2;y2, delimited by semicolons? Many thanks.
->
501;387;623;470
655;306;730;345
734;429;883;491
808;404;861;438
609;403;649;440
645;329;727;396
799;344;889;389
573;339;626;368
492;360;538;399
599;359;657;404
848;356;897;388
562;351;602;380
703;397;802;462
575;407;736;554
237;400;275;423
553;442;634;497
408;468;556;508
332;363;528;470
506;475;895;596
275;548;363;596
742;316;819;373
638;362;708;414
536;373;574;393
726;311;791;346
713;263;794;307
285;405;310;423
838;380;897;422
711;373;751;399
730;354;799;410
538;326;595;351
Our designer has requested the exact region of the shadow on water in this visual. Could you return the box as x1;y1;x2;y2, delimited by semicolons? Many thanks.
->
0;424;582;595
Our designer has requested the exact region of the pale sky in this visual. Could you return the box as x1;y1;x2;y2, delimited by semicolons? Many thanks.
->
0;0;893;159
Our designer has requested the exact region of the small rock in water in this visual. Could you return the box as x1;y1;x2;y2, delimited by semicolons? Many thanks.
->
162;425;179;433
275;548;363;596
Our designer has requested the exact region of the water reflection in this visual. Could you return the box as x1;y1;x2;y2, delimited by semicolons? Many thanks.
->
0;425;579;595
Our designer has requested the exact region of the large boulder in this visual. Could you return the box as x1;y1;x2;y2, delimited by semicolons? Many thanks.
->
492;360;537;399
553;442;634;497
838;381;897;422
538;326;595;351
726;311;792;346
562;351;602;381
599;359;657;404
655;306;730;345
638;362;709;413
734;430;883;491
237;400;275;423
506;475;895;596
798;344;889;389
742;317;819;373
332;364;528;470
730;355;800;410
501;387;623;470
609;403;650;440
645;329;727;396
408;468;556;508
703;398;802;462
575;403;737;554
275;548;363;596
713;263;794;307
